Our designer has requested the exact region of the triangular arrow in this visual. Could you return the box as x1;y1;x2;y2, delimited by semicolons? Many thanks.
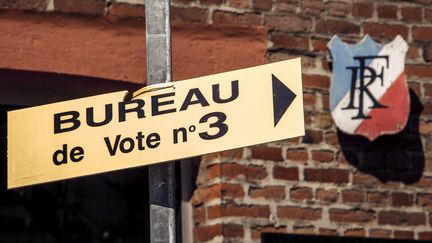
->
272;74;296;127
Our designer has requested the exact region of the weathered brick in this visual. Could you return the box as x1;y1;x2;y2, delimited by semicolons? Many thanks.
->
265;15;312;32
424;44;432;62
377;4;398;19
208;204;270;219
316;19;360;35
319;228;338;236
329;208;375;223
426;8;432;22
0;0;46;11
304;168;349;183
194;224;222;242
303;93;317;110
272;34;309;50
316;113;333;130
394;230;414;240
412;26;432;42
109;3;145;18
200;0;223;5
221;163;268;181
311;37;330;52
302;129;323;144
406;64;432;79
251;146;283;161
352;2;373;18
300;0;323;16
401;7;422;22
325;131;338;146
54;0;104;15
278;206;322;220
419;232;432;240
223;224;244;238
367;191;390;206
249;186;286;201
253;0;272;11
316;188;338;203
286;148;308;162
364;23;409;40
342;190;364;203
293;225;315;234
344;228;365;237
418;193;432;207
192;184;221;205
251;226;287;239
221;148;244;159
273;166;299;181
226;0;250;8
213;11;262;27
290;187;313;201
303;74;330;90
274;0;297;13
392;192;413;207
311;150;335;163
369;229;392;238
378;211;426;226
326;1;351;17
193;207;206;224
172;7;208;23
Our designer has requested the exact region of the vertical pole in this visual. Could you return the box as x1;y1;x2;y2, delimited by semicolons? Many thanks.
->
145;1;176;243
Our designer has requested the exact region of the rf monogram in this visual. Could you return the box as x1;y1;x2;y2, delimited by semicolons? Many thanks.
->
343;55;389;119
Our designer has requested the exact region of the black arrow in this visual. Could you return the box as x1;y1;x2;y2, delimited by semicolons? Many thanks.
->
272;74;296;127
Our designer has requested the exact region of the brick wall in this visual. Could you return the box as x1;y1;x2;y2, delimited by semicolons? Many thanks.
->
1;0;432;242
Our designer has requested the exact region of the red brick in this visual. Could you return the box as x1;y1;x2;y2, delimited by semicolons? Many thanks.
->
223;224;244;238
54;0;105;15
226;0;250;8
192;184;221;205
0;0;46;11
424;44;432;62
406;64;432;79
221;183;245;199
312;37;329;52
303;93;317;110
311;150;335;162
290;187;313;201
316;113;333;130
412;26;432;42
172;7;208;24
265;15;313;32
194;224;222;242
278;206;322;220
300;0;324;16
208;204;270;219
220;163;268;181
353;172;400;189
425;83;432;98
394;230;414;240
418;193;432;207
352;2;373;18
274;0;297;13
273;166;299;181
303;74;330;89
109;3;145;18
392;192;413;207
251;146;283;161
407;45;421;61
364;23;408;40
316;19;360;35
325;131;338;146
251;226;287;239
249;186;286;201
326;1;351;17
319;228;338;236
378;211;426;226
401;7;422;22
213;11;262;27
272;34;309;50
367;191;390;206
426;8;432;22
304;168;349;183
302;129;323;144
193;207;206;224
377;4;398;19
293;225;315;234
286;148;308;162
329;208;375;223
344;228;365;237
419;232;432;240
369;229;392;238
200;0;223;5
342;190;364;203
253;0;272;11
415;0;432;5
316;188;338;203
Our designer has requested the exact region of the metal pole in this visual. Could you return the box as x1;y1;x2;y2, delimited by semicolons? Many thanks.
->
145;1;177;243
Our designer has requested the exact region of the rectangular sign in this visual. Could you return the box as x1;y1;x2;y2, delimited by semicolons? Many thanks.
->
8;58;304;188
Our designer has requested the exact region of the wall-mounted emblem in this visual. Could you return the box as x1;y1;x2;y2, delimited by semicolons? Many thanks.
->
328;35;409;141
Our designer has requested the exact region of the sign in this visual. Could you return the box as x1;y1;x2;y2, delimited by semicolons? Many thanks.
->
8;58;304;188
328;35;409;141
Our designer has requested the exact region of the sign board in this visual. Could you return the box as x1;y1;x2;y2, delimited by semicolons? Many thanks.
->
328;35;409;141
8;58;304;188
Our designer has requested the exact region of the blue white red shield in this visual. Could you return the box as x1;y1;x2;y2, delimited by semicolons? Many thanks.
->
328;35;409;141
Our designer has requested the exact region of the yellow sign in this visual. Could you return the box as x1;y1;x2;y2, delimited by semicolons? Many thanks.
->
8;58;304;188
